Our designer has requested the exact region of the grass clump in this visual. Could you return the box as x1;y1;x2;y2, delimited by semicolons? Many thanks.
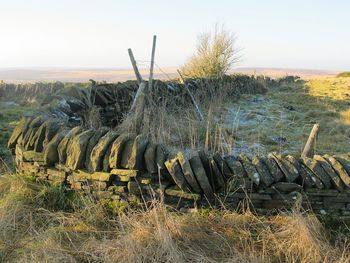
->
0;174;349;263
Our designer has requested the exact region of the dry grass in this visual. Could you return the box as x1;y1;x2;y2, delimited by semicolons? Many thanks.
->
0;174;349;263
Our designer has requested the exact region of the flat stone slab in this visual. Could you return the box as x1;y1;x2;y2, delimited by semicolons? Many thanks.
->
239;154;260;185
301;157;331;189
58;126;83;164
213;152;233;180
22;150;44;162
208;157;225;192
144;142;157;174
224;156;246;178
334;155;350;177
252;156;274;187
270;153;299;183
165;186;200;200
271;182;303;193
84;128;109;170
298;161;320;189
90;130;119;172
127;135;149;170
43;129;70;166
189;154;214;199
177;152;202;193
109;134;131;169
165;157;191;192
8;117;33;149
66;129;95;170
323;155;350;188
264;156;284;183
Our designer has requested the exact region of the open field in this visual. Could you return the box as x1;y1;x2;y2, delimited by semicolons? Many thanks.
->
0;75;350;262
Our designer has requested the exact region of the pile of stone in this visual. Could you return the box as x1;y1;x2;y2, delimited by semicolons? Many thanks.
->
8;116;350;217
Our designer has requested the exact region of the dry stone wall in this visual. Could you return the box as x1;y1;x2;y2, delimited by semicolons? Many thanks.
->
9;116;350;218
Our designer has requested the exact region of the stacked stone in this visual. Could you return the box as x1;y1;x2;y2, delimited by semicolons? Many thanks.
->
8;117;350;216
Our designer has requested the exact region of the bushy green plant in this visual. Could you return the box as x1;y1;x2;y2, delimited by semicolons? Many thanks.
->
181;24;239;78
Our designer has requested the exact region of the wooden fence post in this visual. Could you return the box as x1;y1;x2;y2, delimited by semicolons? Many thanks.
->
128;48;143;84
301;123;320;157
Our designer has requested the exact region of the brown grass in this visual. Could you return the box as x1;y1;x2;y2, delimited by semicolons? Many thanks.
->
0;174;349;263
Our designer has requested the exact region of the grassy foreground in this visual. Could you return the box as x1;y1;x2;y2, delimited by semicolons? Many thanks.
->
0;174;349;263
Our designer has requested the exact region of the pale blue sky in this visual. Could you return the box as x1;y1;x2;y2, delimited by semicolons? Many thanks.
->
0;0;349;70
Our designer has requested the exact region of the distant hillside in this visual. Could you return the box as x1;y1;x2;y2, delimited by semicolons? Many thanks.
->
232;67;340;77
0;67;340;83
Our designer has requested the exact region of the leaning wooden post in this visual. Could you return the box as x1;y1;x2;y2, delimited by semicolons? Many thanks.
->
128;48;143;84
148;35;157;91
301;123;320;158
177;70;204;121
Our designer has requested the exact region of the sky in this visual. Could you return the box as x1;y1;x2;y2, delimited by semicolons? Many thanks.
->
0;0;349;70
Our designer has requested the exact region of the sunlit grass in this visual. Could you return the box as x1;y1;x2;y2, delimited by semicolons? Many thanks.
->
0;174;349;263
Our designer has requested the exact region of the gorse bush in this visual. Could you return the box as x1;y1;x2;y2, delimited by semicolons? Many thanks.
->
181;24;239;79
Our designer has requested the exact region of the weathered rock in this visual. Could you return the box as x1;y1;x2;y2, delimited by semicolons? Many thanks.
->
298;161;318;189
165;157;192;192
43;129;70;166
119;138;134;169
314;155;344;191
57;126;82;164
301;157;331;189
155;144;172;182
198;150;212;181
165;186;200;200
269;153;299;182
85;128;109;170
109;134;131;169
17;116;44;147
22;151;44;162
127;135;149;170
226;178;254;192
128;181;143;194
212;152;233;179
239;154;260;185
271;182;303;193
224;156;246;178
177;152;202;193
42;119;63;149
66;129;95;170
334;155;350;176
323;155;350;188
103;142;113;172
24;126;40;150
144;142;157;174
208;157;226;192
29;119;62;153
189;154;214;199
156;144;168;170
264;156;284;182
252;156;274;187
8;117;33;149
89;130;119;172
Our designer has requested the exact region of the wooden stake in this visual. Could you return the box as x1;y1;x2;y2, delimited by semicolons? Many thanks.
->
149;35;157;91
301;123;320;158
128;48;142;84
177;70;204;121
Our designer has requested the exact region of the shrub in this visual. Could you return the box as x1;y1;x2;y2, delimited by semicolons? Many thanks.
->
181;24;239;78
336;72;350;77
